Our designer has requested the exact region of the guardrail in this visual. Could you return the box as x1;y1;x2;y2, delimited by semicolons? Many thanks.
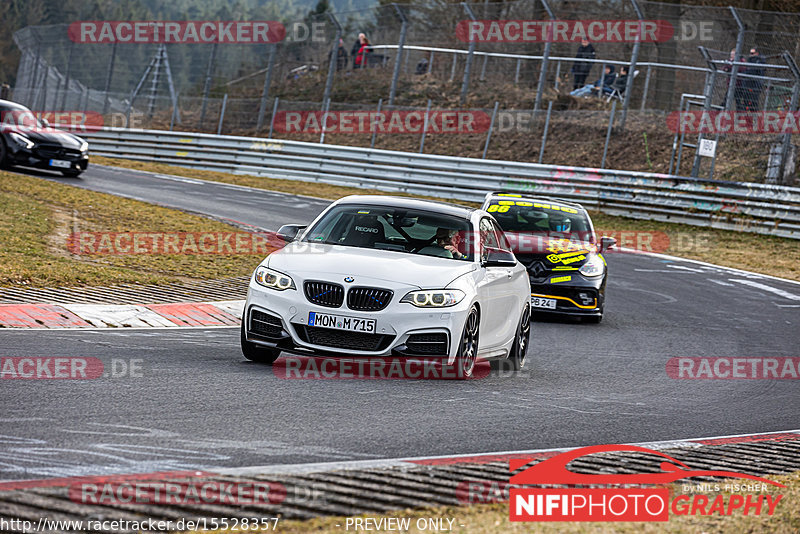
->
80;128;800;239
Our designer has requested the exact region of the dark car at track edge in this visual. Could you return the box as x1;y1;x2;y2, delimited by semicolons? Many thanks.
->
0;99;89;177
481;192;616;323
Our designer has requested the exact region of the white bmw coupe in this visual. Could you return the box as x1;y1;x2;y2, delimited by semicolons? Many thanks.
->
240;195;531;378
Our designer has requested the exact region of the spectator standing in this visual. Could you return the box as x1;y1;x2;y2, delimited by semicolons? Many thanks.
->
721;49;746;110
570;39;596;90
743;47;765;111
570;65;615;98
351;33;367;69
336;38;348;71
354;35;372;70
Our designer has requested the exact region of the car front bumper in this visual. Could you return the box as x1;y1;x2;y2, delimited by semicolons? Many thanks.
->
6;143;88;173
243;278;473;364
530;277;605;316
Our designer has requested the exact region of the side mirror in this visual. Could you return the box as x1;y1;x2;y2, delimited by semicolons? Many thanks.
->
482;247;517;267
276;224;306;243
599;236;617;253
40;118;50;128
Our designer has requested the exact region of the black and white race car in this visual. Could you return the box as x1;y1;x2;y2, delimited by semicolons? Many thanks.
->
482;193;616;323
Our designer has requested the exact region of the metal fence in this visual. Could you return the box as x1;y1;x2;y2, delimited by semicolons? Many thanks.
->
9;1;800;185
78;127;800;240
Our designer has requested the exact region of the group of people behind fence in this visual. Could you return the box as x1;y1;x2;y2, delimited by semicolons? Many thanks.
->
723;47;766;111
336;33;373;71
568;40;768;111
569;40;629;100
568;40;629;100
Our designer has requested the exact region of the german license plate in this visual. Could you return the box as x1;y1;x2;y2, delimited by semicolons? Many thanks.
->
49;159;72;169
531;296;557;309
308;312;376;333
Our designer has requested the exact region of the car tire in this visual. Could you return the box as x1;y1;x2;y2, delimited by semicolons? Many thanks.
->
240;320;281;364
0;139;8;168
61;169;82;178
509;304;531;371
455;305;480;379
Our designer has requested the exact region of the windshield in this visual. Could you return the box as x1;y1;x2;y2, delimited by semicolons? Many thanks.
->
0;102;44;130
302;204;474;261
486;199;593;241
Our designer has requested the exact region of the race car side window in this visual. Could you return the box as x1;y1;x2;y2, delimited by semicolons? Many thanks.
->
490;219;513;253
479;218;498;262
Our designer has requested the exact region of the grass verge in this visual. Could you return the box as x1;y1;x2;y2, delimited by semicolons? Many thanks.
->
93;156;800;281
0;170;266;287
185;471;799;534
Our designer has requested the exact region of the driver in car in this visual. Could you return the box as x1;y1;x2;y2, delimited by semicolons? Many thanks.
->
419;228;466;259
549;215;572;235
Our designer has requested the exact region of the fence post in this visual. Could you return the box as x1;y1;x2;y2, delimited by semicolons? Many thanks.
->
320;97;331;144
514;58;521;85
778;52;800;185
691;47;717;178
257;43;277;131
29;32;41;108
371;98;383;149
420;99;432;153
480;54;488;81
60;41;75;110
460;3;477;106
640;65;652;111
726;7;745;112
553;60;561;90
217;93;228;135
674;98;691;176
539;101;553;164
102;41;117;116
450;54;458;82
483;101;499;159
199;42;218;128
534;0;555;113
268;96;279;139
80;86;89;113
601;100;617;169
322;13;343;110
618;0;643;130
668;94;684;175
170;93;179;131
389;4;408;106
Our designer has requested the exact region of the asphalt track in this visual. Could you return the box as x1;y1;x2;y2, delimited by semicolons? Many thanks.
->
0;164;798;482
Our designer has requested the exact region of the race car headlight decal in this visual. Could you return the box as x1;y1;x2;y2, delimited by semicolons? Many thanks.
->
79;141;89;152
579;254;605;277
9;132;34;150
401;289;465;308
254;266;295;290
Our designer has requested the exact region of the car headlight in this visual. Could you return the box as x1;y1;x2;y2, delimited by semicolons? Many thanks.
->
579;254;605;277
9;132;34;150
254;266;295;290
401;289;465;308
79;141;88;152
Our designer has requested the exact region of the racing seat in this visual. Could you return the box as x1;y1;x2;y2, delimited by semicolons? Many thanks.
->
342;214;386;248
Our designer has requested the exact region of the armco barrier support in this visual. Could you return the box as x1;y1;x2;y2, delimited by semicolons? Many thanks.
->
81;128;800;240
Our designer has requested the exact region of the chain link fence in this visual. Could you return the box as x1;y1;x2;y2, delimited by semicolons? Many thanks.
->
8;1;800;185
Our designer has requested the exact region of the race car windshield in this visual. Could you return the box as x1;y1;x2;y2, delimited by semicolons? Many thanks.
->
486;200;592;241
0;102;45;129
302;205;474;261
